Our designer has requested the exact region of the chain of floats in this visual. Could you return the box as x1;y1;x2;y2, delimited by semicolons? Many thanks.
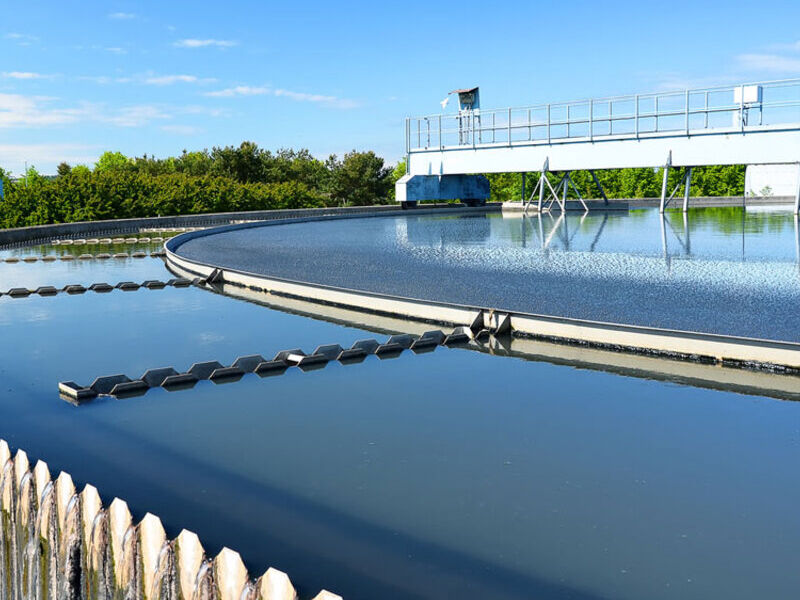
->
59;328;474;402
0;439;341;600
0;276;202;298
3;250;167;263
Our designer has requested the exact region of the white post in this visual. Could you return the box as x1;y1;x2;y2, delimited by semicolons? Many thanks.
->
683;167;692;213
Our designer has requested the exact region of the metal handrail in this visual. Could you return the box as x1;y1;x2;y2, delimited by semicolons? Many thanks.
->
407;79;800;152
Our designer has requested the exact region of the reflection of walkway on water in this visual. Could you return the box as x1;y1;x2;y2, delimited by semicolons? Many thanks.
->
659;211;800;271
520;212;610;252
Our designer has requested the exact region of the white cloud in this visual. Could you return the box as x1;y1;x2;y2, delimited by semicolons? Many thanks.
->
0;93;177;128
204;85;269;97
203;85;359;108
108;12;136;19
144;74;216;85
736;53;800;74
161;124;203;135
274;88;359;109
99;105;170;127
2;71;55;80
105;47;127;54
0;143;99;175
173;38;237;48
3;33;38;46
0;94;87;127
768;41;800;53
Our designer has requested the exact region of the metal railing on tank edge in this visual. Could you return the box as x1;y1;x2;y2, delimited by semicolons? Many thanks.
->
405;78;800;151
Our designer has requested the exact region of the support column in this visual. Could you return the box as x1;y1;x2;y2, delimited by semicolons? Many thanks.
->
590;170;608;205
538;170;546;213
659;153;672;213
521;173;526;203
683;167;693;213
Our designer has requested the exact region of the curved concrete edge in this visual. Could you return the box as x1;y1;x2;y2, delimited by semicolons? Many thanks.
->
0;204;496;248
0;438;331;600
165;216;800;372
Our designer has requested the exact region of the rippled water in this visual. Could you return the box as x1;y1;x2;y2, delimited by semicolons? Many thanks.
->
1;212;800;600
177;206;800;340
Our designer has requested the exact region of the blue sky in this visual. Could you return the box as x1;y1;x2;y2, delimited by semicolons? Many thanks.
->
1;0;799;175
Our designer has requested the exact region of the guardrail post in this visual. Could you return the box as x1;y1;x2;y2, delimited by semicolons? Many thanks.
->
590;99;593;141
508;108;512;145
635;95;639;138
528;108;532;141
685;89;690;135
547;104;551;144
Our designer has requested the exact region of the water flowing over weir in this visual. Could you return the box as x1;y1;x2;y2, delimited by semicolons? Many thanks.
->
0;440;340;600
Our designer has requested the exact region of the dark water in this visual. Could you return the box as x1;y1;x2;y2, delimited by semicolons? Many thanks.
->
1;216;800;600
177;206;800;341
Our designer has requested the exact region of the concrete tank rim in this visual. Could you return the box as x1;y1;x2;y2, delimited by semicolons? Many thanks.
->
164;209;800;352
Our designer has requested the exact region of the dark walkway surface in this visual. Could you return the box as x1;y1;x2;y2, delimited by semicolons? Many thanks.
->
176;209;800;342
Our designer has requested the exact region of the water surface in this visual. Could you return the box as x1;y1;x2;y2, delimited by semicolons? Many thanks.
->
176;206;800;341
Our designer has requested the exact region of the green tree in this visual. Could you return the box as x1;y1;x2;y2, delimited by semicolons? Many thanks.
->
94;151;131;172
327;150;392;206
56;162;72;177
211;141;265;183
71;165;91;176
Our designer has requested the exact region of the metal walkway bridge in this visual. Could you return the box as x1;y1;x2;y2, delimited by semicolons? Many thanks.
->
399;79;800;212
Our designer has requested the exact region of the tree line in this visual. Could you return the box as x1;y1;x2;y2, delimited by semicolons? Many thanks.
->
0;143;398;229
0;141;747;229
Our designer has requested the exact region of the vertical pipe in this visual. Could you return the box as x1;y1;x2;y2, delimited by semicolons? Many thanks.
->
547;104;551;144
704;91;709;129
528;108;532;141
589;99;593;141
609;100;613;135
438;115;442;149
660;163;670;213
685;89;690;135
417;120;421;148
634;95;639;138
683;167;692;212
426;119;430;148
566;104;570;138
508;108;512;145
655;96;659;131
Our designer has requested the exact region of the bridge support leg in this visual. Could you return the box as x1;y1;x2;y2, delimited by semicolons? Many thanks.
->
590;170;608;205
659;155;672;213
521;173;526;203
683;167;693;212
538;170;546;212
